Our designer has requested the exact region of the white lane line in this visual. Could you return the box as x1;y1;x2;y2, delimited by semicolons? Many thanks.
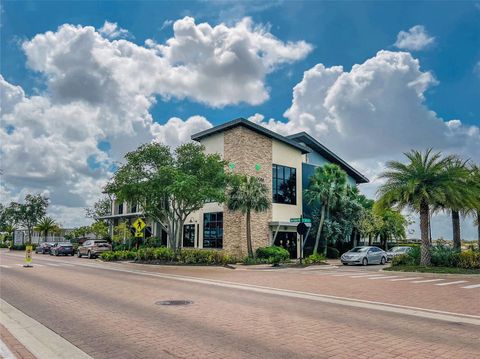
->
368;276;399;280
390;277;421;281
0;337;16;359
0;299;93;359
435;281;468;286
0;265;12;268
462;284;480;289
412;279;444;284
45;263;61;267
349;274;385;278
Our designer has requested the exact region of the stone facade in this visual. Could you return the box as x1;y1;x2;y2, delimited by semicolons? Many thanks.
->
223;126;273;258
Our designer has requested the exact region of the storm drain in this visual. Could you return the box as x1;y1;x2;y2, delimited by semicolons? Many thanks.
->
155;300;193;306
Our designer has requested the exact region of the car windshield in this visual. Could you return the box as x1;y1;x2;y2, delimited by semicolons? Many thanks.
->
350;247;369;253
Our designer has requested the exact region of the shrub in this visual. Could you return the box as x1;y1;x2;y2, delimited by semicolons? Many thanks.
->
178;249;231;265
392;246;420;266
454;250;480;269
255;246;290;265
9;244;37;251
326;247;340;259
305;253;326;264
430;245;459;267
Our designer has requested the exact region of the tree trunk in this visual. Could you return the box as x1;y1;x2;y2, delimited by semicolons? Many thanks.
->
419;201;431;266
451;210;461;251
477;211;480;251
245;210;253;257
313;205;326;255
368;235;372;246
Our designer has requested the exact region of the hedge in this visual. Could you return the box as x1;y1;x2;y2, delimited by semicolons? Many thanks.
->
100;247;235;265
392;246;480;269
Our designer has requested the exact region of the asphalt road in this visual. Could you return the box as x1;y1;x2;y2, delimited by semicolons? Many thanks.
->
1;250;479;359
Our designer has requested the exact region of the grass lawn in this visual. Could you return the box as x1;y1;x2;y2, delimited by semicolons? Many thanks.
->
385;265;480;275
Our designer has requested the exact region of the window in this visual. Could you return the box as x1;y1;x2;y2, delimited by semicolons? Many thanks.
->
272;164;297;205
130;203;137;213
203;212;223;249
183;224;195;248
118;203;123;214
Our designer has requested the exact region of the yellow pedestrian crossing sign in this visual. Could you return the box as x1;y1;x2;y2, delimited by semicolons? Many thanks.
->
133;218;146;231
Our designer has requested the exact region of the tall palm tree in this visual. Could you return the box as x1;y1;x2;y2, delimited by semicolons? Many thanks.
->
438;159;477;250
35;217;57;242
304;164;347;256
467;164;480;249
226;175;270;257
377;149;458;266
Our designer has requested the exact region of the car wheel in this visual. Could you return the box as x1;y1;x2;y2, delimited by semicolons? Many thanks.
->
380;256;386;265
342;263;348;266
77;251;82;258
87;251;92;259
55;252;59;256
362;258;368;266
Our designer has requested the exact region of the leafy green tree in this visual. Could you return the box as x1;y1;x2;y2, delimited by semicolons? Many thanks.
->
372;204;407;249
85;196;111;221
72;226;91;239
112;222;129;246
377;149;460;265
304;164;347;255
90;221;109;240
8;194;49;244
106;142;226;251
226;175;271;257
35;217;57;242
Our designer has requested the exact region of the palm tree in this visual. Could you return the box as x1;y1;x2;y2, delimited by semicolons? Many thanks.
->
226;175;270;257
304;164;347;256
467;164;480;249
35;217;57;242
438;159;477;250
377;149;459;265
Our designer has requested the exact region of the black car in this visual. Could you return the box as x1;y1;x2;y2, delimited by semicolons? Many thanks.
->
35;242;56;254
50;242;74;256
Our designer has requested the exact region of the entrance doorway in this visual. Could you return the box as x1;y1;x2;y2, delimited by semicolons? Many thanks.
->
274;232;298;259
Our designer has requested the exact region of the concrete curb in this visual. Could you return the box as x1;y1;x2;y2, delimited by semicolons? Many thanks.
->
0;299;92;359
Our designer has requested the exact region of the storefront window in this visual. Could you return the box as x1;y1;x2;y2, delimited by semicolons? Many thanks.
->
272;164;296;205
203;212;223;249
183;224;195;248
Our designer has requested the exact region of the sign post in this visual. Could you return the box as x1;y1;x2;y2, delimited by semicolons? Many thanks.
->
24;245;33;268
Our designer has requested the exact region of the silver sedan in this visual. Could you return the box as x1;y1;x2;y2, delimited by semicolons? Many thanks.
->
341;246;387;266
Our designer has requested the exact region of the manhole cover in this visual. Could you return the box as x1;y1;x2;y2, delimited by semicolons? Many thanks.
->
155;300;193;306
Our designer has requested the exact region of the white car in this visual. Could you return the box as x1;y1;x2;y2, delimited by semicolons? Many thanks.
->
341;246;387;266
386;246;412;261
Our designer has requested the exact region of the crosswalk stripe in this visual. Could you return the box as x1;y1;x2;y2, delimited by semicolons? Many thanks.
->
0;265;12;268
349;274;384;278
45;263;61;267
412;279;444;283
368;276;399;280
390;277;421;281
16;263;44;267
435;281;468;286
461;284;480;289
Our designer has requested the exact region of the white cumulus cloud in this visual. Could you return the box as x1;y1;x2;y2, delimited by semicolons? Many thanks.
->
394;25;435;51
98;21;131;39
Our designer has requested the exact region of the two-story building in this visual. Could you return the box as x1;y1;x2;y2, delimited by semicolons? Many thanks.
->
101;118;368;258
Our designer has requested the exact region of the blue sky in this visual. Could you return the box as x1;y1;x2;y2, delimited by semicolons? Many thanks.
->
1;1;479;238
2;1;479;126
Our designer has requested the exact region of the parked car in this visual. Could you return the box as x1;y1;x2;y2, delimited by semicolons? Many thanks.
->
341;246;387;265
35;242;56;254
386;246;412;261
77;240;112;259
50;242;75;256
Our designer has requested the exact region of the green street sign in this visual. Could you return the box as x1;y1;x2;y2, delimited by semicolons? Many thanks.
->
290;218;312;223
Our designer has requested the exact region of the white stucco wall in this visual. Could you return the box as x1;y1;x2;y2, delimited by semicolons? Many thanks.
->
271;139;303;221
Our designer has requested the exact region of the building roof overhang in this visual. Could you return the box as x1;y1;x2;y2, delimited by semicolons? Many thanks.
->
287;132;369;184
191;118;310;154
97;212;144;220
